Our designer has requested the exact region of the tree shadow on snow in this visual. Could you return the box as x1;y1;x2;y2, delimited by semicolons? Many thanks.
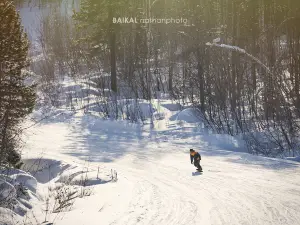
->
72;179;111;186
155;128;300;171
62;115;165;163
198;148;300;170
21;158;72;183
225;154;300;170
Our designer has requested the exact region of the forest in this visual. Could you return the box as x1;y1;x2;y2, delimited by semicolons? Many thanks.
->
2;0;300;169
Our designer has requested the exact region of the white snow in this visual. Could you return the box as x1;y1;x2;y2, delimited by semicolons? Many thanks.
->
0;207;22;225
1;62;299;224
10;173;37;193
0;179;16;202
206;42;246;53
0;169;39;223
169;108;202;123
15;103;300;225
213;37;221;43
286;156;300;162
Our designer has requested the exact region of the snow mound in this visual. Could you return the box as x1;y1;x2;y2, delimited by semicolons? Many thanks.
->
0;170;37;218
0;168;28;176
0;207;22;225
0;179;16;202
55;166;111;187
125;101;156;120
89;99;156;121
11;173;37;193
286;156;300;163
82;114;140;134
31;107;75;124
22;158;71;183
169;108;202;123
161;103;182;111
68;171;111;186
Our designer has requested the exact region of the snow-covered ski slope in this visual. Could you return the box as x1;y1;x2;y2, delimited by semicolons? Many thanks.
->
22;108;300;225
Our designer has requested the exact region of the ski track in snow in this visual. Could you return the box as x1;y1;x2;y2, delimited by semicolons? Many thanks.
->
22;113;300;225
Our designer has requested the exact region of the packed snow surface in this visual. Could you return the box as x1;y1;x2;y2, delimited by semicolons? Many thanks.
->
19;106;300;225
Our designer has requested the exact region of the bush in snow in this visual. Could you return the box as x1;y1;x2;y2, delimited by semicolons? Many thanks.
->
0;168;37;221
92;99;156;123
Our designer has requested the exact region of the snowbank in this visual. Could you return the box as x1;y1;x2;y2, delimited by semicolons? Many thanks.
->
160;102;182;111
0;179;16;202
88;99;156;121
0;207;22;225
286;156;300;163
22;158;70;183
0;168;28;176
10;174;37;193
169;108;202;123
0;167;38;221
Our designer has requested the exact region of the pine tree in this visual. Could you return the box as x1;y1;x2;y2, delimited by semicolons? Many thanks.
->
0;0;36;167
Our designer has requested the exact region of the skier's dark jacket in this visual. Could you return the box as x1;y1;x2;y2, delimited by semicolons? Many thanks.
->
190;152;201;164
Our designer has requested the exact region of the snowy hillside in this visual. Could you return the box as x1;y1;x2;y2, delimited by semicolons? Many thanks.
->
2;1;300;225
14;103;300;225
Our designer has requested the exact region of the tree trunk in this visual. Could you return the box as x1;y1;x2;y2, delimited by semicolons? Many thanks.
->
109;5;117;93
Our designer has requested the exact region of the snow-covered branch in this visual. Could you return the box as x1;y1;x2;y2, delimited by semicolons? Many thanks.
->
206;42;271;74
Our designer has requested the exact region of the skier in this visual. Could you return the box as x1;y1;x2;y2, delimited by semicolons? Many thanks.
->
190;149;203;172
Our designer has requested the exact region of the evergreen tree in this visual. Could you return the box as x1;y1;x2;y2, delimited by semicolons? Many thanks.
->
0;0;36;167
